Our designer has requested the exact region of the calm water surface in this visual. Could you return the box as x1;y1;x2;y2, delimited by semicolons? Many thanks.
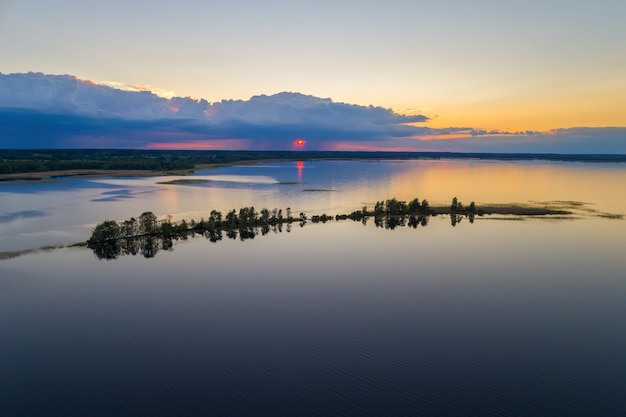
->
1;159;625;416
2;159;625;252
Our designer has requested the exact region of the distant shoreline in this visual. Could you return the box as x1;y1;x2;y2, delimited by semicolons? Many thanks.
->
0;168;195;181
2;149;626;181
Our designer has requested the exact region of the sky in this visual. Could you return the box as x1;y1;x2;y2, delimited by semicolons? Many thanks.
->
1;0;626;152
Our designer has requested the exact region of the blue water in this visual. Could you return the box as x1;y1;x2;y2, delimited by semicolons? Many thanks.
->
2;159;625;252
1;160;626;416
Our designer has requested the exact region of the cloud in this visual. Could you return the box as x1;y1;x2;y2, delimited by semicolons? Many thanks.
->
99;81;177;99
0;72;203;119
0;72;428;149
408;128;626;154
1;72;625;154
207;93;427;128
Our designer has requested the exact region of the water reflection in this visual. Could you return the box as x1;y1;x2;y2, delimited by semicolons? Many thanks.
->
297;160;304;183
2;159;626;253
4;210;626;416
90;189;136;202
89;213;439;260
0;209;47;223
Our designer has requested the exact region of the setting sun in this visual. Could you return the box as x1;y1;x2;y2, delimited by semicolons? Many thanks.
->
295;139;305;146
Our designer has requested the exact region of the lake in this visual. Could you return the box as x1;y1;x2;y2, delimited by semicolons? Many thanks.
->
1;159;626;416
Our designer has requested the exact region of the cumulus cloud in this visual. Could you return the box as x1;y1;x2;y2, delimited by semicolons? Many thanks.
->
1;72;625;154
0;72;430;149
0;72;202;119
207;93;427;128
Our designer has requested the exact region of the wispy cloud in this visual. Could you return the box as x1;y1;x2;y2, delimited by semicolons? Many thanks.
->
99;81;177;99
401;128;626;154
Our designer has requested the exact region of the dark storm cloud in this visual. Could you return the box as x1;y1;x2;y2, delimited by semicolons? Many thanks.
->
0;73;429;149
1;72;625;153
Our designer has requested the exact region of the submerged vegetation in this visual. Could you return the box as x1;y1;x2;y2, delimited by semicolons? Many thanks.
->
87;197;573;260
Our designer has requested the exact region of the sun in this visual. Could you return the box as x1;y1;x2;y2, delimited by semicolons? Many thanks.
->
295;139;305;146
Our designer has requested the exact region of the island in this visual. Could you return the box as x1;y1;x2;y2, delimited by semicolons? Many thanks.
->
85;197;574;260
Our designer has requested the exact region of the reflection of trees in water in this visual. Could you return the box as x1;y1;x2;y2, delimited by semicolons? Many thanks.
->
374;214;429;230
91;236;175;260
450;212;475;226
90;213;438;260
86;197;579;261
449;198;476;226
88;197;482;260
90;221;298;260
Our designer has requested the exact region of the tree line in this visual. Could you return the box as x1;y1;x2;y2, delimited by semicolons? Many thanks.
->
87;197;484;259
4;149;624;176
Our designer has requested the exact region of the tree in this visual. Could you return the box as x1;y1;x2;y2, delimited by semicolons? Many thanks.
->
210;210;222;223
374;201;385;214
225;209;238;227
451;197;458;213
385;198;407;215
89;220;121;243
238;206;257;225
195;217;206;230
139;211;158;234
122;217;137;237
209;210;222;229
160;216;174;237
177;219;188;232
239;207;251;225
260;208;270;223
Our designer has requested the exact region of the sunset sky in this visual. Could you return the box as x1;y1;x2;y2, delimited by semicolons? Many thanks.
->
1;0;626;152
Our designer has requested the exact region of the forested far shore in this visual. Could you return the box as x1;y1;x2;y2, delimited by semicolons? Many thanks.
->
85;197;574;259
2;149;626;177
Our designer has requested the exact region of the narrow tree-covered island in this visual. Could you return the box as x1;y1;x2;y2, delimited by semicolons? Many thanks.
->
86;197;572;260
